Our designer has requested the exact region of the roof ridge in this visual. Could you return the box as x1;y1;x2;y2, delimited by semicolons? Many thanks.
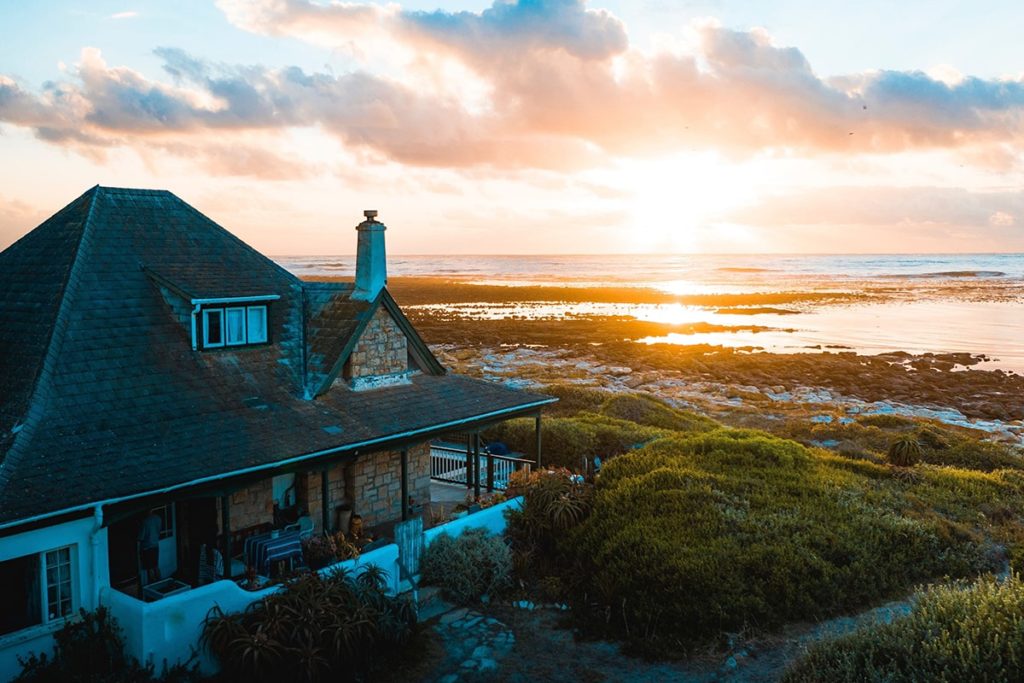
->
0;186;102;492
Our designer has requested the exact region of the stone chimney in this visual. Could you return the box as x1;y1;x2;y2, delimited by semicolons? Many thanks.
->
352;209;386;301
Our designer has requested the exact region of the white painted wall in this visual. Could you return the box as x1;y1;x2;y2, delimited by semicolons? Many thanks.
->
0;514;110;682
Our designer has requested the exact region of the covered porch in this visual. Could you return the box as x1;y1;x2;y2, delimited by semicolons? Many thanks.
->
103;408;546;600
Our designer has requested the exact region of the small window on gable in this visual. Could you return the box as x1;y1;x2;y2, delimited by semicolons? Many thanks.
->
203;309;224;348
225;308;246;346
247;306;268;344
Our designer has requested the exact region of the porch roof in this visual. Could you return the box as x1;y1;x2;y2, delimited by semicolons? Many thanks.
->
0;373;553;525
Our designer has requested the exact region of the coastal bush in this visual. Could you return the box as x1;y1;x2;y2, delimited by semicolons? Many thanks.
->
561;431;993;655
505;469;593;590
919;437;1023;471
857;413;916;429
599;393;718;433
201;569;415;682
16;607;199;682
782;575;1024;683
538;384;609;417
484;414;670;469
421;528;512;604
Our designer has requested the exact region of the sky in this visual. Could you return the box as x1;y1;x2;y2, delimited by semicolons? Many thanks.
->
1;0;1023;255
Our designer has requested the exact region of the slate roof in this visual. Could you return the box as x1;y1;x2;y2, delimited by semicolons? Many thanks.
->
0;187;553;526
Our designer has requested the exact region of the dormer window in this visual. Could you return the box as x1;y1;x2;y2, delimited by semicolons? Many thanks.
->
187;294;279;351
199;304;270;349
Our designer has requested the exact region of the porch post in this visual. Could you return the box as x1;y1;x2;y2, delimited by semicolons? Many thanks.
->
221;494;232;580
465;433;473;491
473;433;481;501
486;440;495;493
400;447;409;521
535;412;543;470
321;468;330;533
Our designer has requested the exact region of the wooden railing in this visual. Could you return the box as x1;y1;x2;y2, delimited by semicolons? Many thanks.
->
429;442;533;491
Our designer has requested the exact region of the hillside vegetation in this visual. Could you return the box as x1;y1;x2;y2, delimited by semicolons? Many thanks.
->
505;385;1024;658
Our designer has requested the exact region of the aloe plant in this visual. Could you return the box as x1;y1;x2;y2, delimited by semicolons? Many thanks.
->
887;435;923;467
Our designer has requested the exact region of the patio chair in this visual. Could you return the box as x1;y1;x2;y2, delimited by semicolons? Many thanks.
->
285;515;314;539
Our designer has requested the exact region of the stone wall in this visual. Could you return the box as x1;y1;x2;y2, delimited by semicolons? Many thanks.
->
349;444;431;527
348;307;408;379
296;465;347;534
216;479;273;533
215;444;432;535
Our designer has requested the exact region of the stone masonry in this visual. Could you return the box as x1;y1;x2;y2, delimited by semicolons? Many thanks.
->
216;478;273;533
347;306;408;379
216;444;431;535
349;443;431;527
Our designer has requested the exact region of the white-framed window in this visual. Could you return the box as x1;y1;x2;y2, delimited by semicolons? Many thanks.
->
44;548;73;622
200;305;268;349
225;308;246;346
0;545;76;636
203;308;224;348
151;504;175;540
247;306;268;344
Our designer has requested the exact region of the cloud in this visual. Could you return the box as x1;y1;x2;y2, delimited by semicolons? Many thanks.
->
989;210;1015;227
723;186;1024;231
2;1;1023;175
0;195;45;249
110;11;139;20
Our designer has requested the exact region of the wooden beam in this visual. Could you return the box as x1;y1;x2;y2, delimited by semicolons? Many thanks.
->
473;433;481;502
321;468;330;533
535;412;543;469
220;495;232;580
400;448;409;521
486;441;495;493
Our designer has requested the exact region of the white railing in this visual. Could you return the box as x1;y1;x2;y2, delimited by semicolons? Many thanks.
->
429;442;534;490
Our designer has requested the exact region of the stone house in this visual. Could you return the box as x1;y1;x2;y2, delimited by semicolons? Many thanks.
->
0;186;553;677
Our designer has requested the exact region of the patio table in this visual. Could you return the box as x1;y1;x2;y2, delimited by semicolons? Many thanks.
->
245;530;303;575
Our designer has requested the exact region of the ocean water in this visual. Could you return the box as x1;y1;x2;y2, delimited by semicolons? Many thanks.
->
276;253;1024;286
275;253;1024;372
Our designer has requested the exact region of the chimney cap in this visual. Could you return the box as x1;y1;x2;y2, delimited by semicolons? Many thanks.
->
363;209;378;220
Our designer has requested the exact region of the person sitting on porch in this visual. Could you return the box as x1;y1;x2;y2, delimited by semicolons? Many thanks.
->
138;511;162;584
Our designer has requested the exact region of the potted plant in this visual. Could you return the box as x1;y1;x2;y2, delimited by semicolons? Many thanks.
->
301;533;338;570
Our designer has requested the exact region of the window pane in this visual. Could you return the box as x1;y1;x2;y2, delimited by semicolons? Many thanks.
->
247;306;268;344
0;555;41;635
204;310;223;346
225;308;246;345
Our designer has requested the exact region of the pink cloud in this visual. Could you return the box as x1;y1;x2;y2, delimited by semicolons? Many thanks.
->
1;2;1022;174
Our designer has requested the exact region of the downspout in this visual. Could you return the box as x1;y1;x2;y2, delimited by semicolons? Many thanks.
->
89;504;104;607
190;303;201;351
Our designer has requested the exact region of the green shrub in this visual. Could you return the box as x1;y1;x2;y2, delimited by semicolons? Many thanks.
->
16;607;198;682
421;529;512;604
783;575;1024;683
484;415;668;469
920;438;1023;471
561;431;993;655
201;569;415;682
887;435;923;467
857;413;916;429
539;384;609;417
505;469;594;593
599;394;718;433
